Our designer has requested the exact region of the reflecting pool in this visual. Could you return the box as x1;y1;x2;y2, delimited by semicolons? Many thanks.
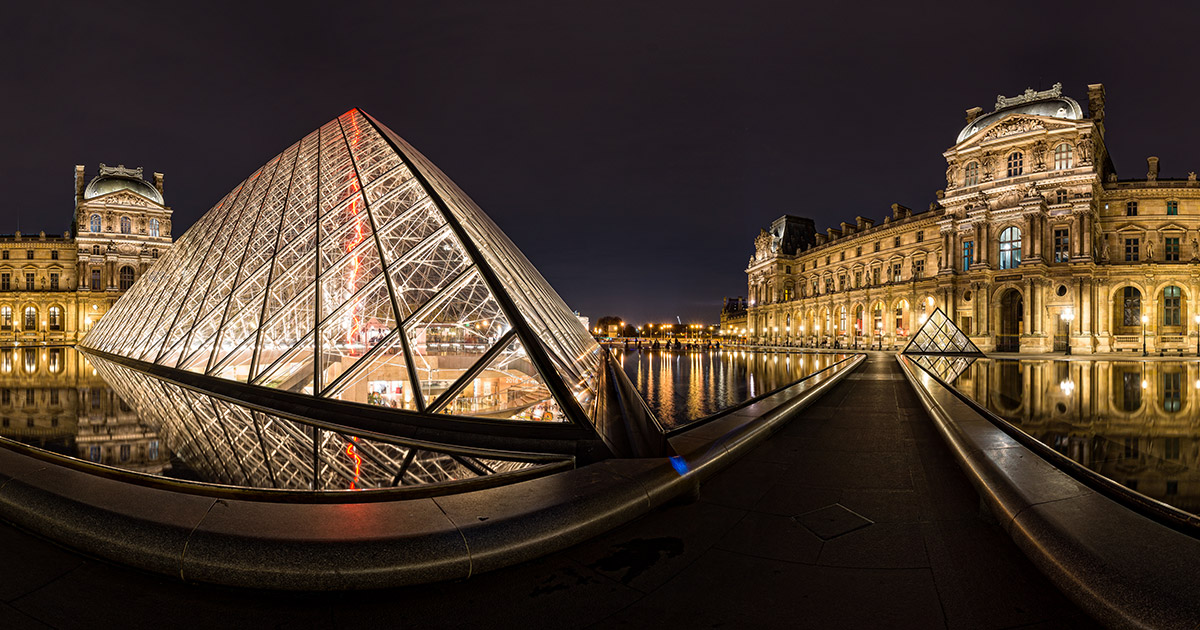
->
1;347;851;489
946;358;1200;516
619;349;850;428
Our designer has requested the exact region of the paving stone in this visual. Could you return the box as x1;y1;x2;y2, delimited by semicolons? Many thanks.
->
714;511;823;564
795;503;873;540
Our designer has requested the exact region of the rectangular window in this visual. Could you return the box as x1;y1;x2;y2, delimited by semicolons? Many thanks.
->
1123;286;1142;326
1;251;7;260
874;241;880;252
24;273;33;291
894;307;903;332
50;250;58;260
1166;237;1180;262
1126;201;1138;216
1125;238;1139;262
960;316;973;332
1053;229;1069;263
913;259;924;279
25;250;32;260
872;268;880;284
1167;200;1179;215
855;246;862;257
840;251;845;261
1166;437;1182;460
90;269;101;290
916;231;924;243
49;389;59;405
962;241;974;271
49;273;58;290
891;263;902;283
0;274;8;291
1056;190;1068;204
1164;372;1182;412
854;271;862;287
1124;437;1139;459
893;236;901;248
1164;286;1181;326
825;256;830;265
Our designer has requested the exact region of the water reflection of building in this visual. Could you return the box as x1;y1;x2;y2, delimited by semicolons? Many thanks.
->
0;347;169;474
0;164;173;345
720;296;747;338
746;82;1200;354
959;359;1200;513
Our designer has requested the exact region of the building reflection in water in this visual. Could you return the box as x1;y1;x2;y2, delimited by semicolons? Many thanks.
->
952;359;1200;516
0;346;171;475
620;349;848;429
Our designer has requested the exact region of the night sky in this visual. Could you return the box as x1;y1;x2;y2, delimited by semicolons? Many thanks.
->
4;2;1200;324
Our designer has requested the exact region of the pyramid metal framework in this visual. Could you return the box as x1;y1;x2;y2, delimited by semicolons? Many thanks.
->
82;109;646;461
901;308;984;356
909;354;977;384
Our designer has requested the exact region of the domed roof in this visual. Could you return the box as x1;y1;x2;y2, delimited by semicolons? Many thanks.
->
83;164;163;205
956;84;1084;144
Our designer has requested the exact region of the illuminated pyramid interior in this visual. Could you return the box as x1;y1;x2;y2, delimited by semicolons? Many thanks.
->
901;308;983;356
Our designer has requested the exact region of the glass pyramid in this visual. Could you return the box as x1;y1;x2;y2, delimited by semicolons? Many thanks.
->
909;354;977;383
82;109;618;438
901;308;983;356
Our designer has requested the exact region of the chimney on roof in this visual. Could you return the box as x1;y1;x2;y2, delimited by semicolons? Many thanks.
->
1087;83;1106;123
1148;156;1159;182
965;107;983;124
891;203;912;220
840;221;854;235
153;172;164;197
74;165;85;204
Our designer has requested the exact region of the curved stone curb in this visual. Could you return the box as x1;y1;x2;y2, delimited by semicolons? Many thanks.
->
898;354;1200;630
0;355;864;591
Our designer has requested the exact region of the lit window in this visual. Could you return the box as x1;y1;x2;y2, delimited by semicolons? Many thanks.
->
48;306;62;331
120;216;131;234
963;161;979;186
999;227;1022;269
90;214;101;232
913;259;924;278
1053;143;1073;169
49;273;58;290
149;218;160;237
0;307;10;330
1006;152;1024;177
891;263;902;283
23;307;35;330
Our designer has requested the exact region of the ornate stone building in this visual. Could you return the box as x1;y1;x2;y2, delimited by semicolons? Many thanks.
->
0;164;172;345
745;83;1200;354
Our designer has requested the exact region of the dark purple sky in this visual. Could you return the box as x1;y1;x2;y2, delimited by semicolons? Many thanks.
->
4;2;1200;324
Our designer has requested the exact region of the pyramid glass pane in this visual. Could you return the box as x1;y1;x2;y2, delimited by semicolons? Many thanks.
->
81;108;664;464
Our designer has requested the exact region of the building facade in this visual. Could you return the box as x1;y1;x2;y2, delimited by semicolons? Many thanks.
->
745;83;1200;354
0;164;172;346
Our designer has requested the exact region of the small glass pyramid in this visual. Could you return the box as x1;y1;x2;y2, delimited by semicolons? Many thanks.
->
901;308;983;356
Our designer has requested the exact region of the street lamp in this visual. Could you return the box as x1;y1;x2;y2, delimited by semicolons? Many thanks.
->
876;321;883;351
1061;308;1075;356
1141;314;1149;356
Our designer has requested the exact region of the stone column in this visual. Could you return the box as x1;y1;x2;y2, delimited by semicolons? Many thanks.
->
1082;213;1093;258
77;260;86;289
980;222;990;266
974;224;983;265
1022;215;1034;262
1032;281;1043;336
1022;278;1033;336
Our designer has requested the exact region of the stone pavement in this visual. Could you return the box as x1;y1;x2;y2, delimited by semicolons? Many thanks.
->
0;353;1097;629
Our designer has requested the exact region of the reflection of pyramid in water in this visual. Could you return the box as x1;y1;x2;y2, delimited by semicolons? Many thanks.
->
902;308;983;356
81;109;635;442
910;354;977;383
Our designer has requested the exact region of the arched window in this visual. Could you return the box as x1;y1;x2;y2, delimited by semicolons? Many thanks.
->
119;216;131;234
1123;287;1142;327
1053;143;1073;170
838;307;847;333
48;306;62;331
0;306;10;330
1163;286;1182;326
119;266;135;291
999;227;1022;270
92;245;100;255
23;306;36;330
963;161;979;187
149;218;160;237
89;214;101;232
1006;152;1024;177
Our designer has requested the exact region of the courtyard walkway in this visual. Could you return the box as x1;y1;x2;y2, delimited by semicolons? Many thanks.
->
0;353;1095;629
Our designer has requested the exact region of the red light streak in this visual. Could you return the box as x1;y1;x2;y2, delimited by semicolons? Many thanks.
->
345;436;362;490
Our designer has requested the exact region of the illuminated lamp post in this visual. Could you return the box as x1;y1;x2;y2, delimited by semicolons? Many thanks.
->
876;321;883;351
1141;314;1149;356
1061;308;1074;356
814;324;820;348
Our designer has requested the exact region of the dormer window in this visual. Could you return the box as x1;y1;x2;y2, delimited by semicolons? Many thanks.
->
963;161;979;186
1006;152;1024;177
1054;143;1073;169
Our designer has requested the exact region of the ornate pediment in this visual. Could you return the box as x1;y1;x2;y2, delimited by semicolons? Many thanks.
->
753;229;773;261
981;115;1045;141
94;190;157;208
